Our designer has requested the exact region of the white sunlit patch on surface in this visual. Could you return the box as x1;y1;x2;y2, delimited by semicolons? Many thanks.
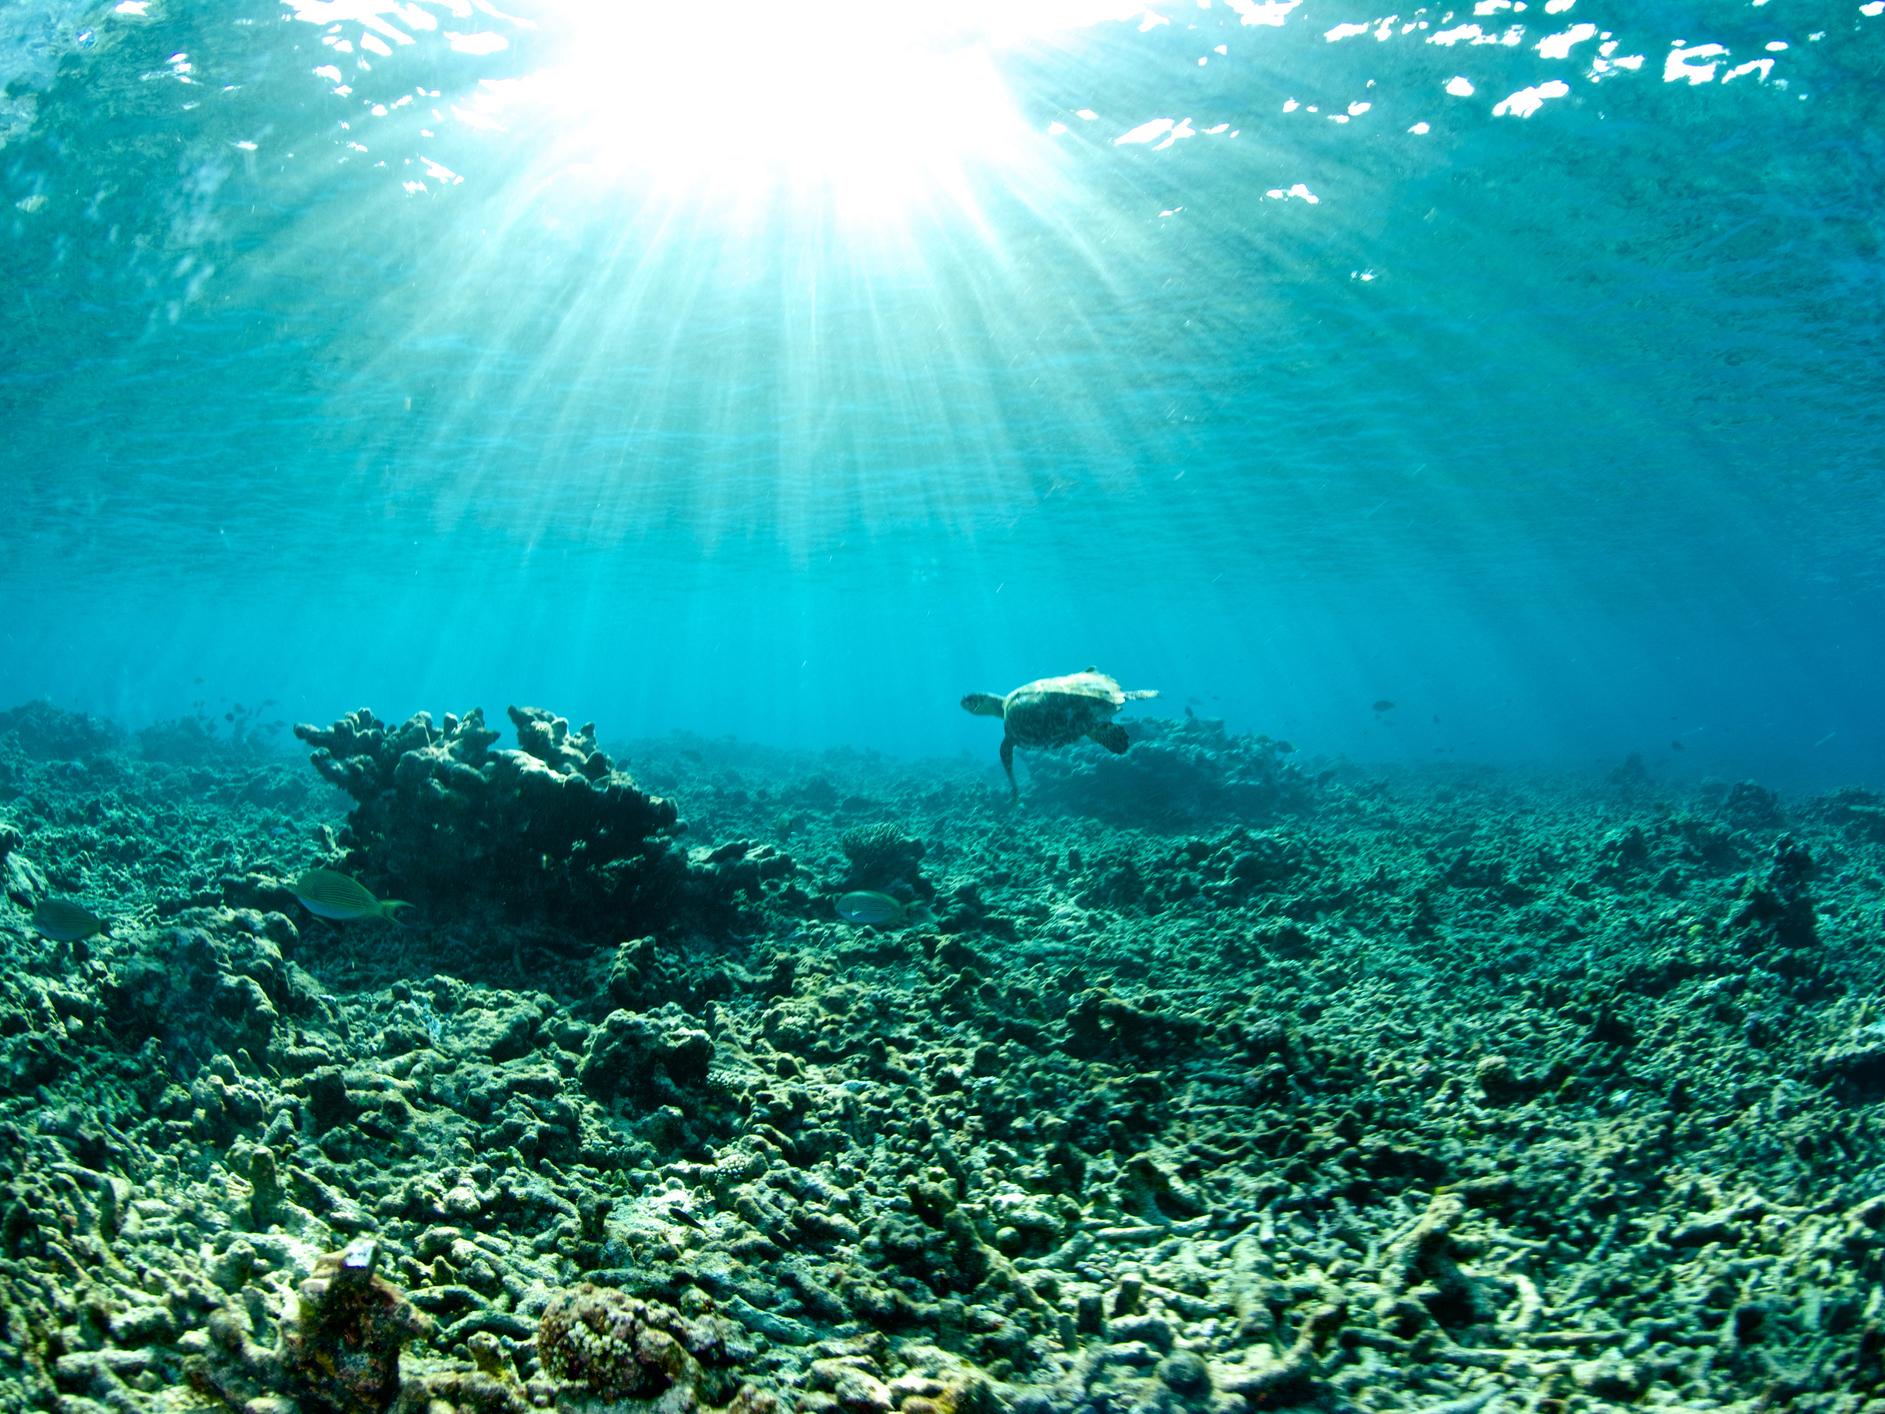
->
462;0;1154;224
521;7;1013;217
269;0;1141;217
256;0;1822;226
1492;79;1570;118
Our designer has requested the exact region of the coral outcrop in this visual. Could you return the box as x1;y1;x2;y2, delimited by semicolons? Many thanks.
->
580;1006;716;1104
1022;714;1321;828
97;906;312;1077
0;701;122;759
0;820;48;907
279;1237;432;1412
293;705;687;931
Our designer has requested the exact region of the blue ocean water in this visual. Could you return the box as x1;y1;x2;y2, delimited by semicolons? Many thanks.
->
2;0;1880;786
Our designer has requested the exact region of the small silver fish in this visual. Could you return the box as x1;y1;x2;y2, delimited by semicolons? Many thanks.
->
291;869;411;923
835;891;931;929
31;898;106;942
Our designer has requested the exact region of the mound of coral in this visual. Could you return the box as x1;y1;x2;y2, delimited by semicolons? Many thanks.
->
1021;713;1321;830
292;705;794;942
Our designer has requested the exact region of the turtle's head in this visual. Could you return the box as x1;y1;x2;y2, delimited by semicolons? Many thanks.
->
961;692;1006;719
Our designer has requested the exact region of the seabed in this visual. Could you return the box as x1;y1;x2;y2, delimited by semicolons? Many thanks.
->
2;699;1883;1413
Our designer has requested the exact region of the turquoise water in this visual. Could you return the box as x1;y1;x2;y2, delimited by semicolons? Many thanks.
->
2;0;1881;783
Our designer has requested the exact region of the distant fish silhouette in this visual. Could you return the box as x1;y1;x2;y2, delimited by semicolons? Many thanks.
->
1670;739;1685;751
1372;700;1396;713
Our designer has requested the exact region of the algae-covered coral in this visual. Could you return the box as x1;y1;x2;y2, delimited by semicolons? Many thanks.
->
2;702;1884;1413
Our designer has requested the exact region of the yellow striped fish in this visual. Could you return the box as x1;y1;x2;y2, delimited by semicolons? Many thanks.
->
291;869;411;923
31;898;107;942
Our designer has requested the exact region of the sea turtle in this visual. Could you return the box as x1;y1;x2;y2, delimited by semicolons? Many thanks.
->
961;670;1159;799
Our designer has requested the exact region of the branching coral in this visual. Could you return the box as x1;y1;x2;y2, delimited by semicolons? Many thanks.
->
840;823;926;891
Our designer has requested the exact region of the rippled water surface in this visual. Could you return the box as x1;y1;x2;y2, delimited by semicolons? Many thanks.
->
2;0;1881;779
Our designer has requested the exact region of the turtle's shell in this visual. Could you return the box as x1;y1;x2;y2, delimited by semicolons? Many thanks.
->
1001;672;1129;748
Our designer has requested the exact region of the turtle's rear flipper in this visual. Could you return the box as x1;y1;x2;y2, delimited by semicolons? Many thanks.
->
1001;735;1020;798
1089;723;1129;754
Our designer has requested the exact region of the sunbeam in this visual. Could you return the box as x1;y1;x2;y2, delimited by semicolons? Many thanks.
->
265;0;1179;573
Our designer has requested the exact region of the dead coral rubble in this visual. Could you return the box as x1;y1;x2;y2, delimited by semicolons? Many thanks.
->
7;707;1885;1414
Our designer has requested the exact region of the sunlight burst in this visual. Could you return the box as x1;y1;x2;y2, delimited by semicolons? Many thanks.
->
508;0;1138;221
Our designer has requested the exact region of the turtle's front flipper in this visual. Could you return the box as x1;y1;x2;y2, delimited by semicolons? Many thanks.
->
1089;723;1129;754
1000;735;1020;799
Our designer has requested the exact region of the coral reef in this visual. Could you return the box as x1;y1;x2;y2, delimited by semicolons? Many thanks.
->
1;706;1884;1414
